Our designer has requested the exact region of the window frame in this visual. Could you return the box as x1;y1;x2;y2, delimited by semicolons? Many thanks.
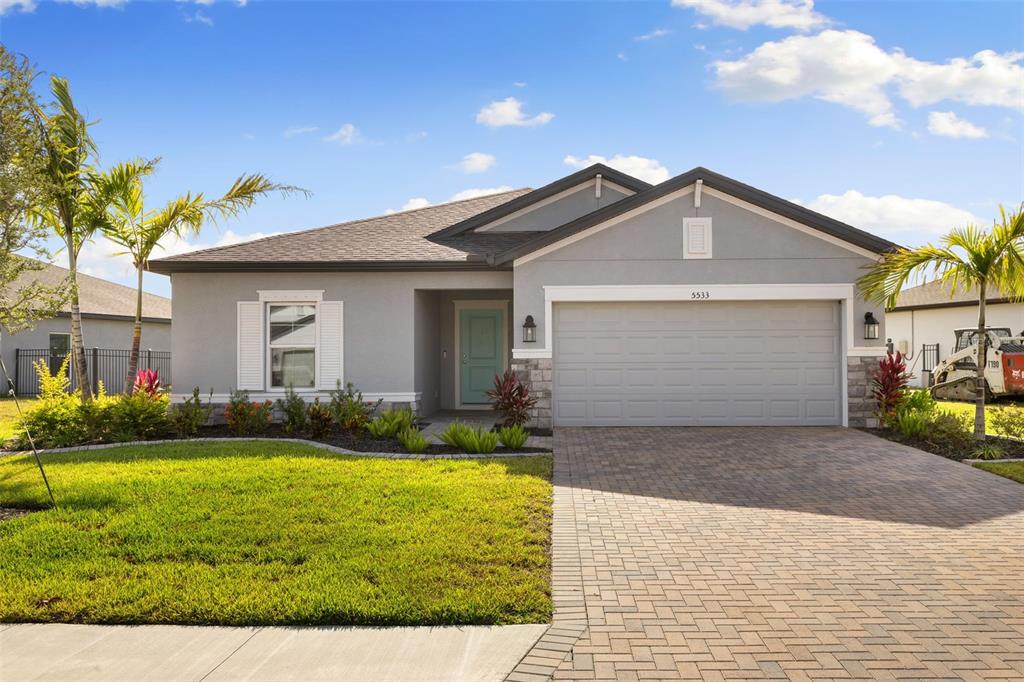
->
48;332;71;353
265;300;320;392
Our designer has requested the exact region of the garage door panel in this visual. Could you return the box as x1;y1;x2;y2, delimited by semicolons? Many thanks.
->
553;300;842;426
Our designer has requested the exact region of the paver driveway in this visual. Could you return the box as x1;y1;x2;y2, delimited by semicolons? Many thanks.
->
510;427;1024;681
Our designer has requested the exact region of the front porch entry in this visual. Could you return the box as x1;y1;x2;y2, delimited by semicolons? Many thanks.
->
455;301;508;407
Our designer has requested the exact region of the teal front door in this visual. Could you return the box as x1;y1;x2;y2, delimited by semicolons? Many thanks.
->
459;308;504;404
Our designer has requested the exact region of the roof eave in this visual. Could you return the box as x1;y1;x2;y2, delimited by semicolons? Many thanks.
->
492;167;901;265
427;163;653;240
147;259;509;274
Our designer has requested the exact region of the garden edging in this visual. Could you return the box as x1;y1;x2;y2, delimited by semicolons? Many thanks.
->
2;437;551;460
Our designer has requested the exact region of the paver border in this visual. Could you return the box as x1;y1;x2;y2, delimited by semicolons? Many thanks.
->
506;435;588;681
1;436;551;460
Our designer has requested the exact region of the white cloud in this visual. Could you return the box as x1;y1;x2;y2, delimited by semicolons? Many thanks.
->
284;125;319;138
634;28;672;41
617;52;628;62
927;111;988;139
450;186;515;201
74;230;282;283
323;123;359;145
475;97;554;128
713;30;1024;128
673;0;828;31
801;190;984;242
0;0;35;14
513;81;527;88
457;152;496;174
386;187;514;214
183;9;213;26
563;154;671;184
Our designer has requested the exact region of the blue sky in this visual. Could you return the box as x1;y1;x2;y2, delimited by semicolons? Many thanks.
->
2;0;1022;296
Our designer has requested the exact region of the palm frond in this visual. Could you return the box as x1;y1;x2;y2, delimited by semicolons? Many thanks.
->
202;174;310;224
857;245;971;310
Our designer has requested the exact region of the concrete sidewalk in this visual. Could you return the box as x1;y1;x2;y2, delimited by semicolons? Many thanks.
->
0;623;547;681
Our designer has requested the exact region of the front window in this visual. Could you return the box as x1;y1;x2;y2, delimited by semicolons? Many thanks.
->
268;304;316;388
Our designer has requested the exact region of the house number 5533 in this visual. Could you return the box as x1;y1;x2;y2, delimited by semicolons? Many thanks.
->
690;291;710;300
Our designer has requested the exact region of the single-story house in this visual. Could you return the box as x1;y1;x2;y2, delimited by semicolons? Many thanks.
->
1;261;172;395
149;164;897;428
887;280;1024;387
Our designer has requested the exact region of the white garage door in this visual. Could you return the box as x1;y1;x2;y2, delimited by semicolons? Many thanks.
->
553;300;842;426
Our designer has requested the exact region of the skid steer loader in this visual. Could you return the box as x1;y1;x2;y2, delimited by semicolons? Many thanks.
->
930;327;1024;401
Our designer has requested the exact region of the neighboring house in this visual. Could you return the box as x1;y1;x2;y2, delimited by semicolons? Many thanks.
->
887;280;1024;387
1;261;172;394
149;164;897;428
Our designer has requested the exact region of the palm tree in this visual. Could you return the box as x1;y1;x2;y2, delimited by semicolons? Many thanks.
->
92;161;307;391
31;76;103;396
857;206;1024;438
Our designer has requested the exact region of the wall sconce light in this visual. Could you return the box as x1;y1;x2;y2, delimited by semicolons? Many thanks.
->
864;312;879;340
522;315;537;343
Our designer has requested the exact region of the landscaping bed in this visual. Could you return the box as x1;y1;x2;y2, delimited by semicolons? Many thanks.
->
868;427;1024;462
0;440;553;626
194;422;551;455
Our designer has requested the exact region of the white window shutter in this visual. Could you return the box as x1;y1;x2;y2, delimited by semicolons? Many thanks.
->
237;301;265;391
318;301;344;390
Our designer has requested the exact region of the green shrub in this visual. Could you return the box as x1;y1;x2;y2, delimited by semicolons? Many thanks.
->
927;411;973;450
990;407;1024;440
275;385;307;435
328;381;381;434
108;392;171;442
438;421;498;454
224;390;273;436
13;357;88;448
894;409;930;439
171;387;214;437
498;424;529;450
306;399;334;439
899;389;937;415
973;442;1006;460
366;408;415;439
397;426;430;454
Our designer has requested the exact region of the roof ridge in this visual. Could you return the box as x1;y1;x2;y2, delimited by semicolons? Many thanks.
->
154;188;530;262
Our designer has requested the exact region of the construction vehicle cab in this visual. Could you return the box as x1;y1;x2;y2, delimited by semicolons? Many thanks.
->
930;327;1024;401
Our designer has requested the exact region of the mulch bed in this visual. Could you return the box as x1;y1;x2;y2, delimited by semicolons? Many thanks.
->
0;508;34;522
866;428;1024;462
194;423;551;455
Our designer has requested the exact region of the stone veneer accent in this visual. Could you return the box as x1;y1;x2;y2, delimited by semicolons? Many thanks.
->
847;355;879;428
512;357;552;430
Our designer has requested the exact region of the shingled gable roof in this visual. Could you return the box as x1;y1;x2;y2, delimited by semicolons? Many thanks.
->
9;260;171;321
147;189;535;274
892;279;1018;312
489;166;902;265
426;163;652;240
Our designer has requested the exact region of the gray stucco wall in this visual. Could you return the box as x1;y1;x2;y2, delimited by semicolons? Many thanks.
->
512;191;886;352
487;184;629;232
170;271;512;402
0;316;171;390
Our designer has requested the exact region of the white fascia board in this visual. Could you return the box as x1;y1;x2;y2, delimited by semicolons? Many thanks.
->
701;186;883;262
475;179;637;233
513;185;696;266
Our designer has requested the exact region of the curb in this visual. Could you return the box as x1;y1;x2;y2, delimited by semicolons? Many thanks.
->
964;457;1024;464
2;437;552;460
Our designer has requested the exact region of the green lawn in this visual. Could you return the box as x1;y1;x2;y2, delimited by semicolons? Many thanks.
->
0;398;21;443
974;461;1024;484
0;441;552;626
937;399;1024;436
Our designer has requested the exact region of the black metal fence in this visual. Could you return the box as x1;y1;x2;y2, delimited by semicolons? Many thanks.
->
921;343;940;373
14;348;171;396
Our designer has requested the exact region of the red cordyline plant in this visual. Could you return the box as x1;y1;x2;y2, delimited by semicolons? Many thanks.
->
132;368;162;397
872;351;911;419
486;369;538;427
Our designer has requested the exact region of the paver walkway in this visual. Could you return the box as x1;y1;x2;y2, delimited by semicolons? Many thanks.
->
510;427;1024;681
